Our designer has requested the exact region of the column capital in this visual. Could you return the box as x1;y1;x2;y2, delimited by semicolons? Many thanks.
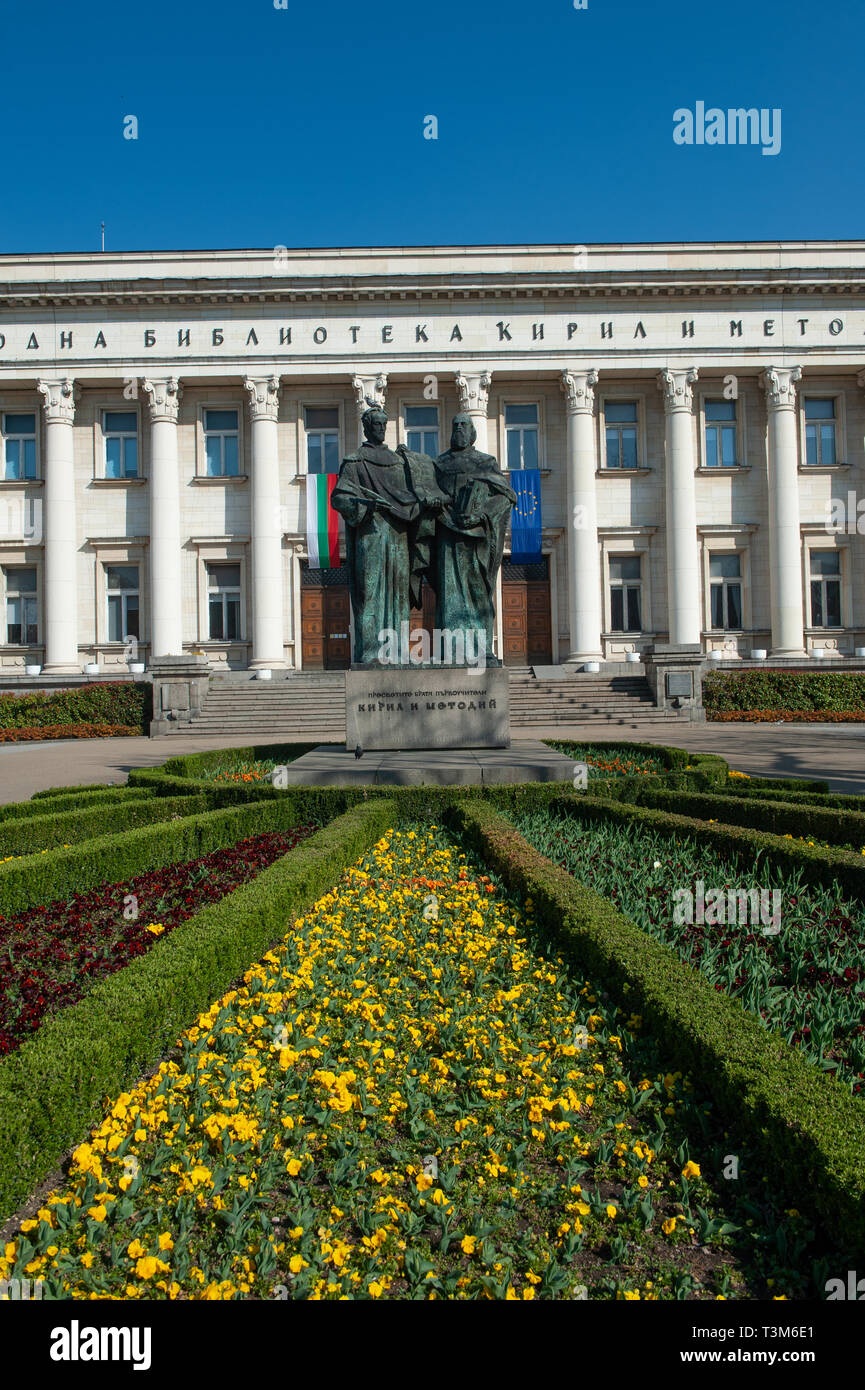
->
760;365;802;410
141;377;183;423
244;374;281;422
37;378;78;423
561;368;598;415
455;369;492;416
352;373;387;414
657;367;698;413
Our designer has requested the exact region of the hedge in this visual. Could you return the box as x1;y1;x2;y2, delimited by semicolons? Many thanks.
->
544;739;729;780
0;792;337;916
0;786;158;824
545;794;865;900
0;724;142;743
717;776;830;795
703;668;865;714
31;783;134;799
590;785;865;848
0;683;152;732
446;801;865;1248
0;794;209;860
0;799;396;1221
716;786;865;811
156;743;320;779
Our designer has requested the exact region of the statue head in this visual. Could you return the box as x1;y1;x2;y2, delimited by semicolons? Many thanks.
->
450;413;476;452
361;403;388;446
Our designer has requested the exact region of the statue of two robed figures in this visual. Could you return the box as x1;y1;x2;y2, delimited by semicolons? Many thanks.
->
332;404;517;667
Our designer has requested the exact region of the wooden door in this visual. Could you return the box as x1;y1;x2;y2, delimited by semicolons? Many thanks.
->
501;559;552;665
300;562;350;670
409;579;436;647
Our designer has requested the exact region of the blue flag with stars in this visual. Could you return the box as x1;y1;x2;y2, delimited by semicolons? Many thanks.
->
508;469;542;563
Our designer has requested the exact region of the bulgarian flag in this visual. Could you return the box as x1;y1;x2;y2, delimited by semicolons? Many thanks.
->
306;472;340;569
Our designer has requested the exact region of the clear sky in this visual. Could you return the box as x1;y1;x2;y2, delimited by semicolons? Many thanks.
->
0;0;861;254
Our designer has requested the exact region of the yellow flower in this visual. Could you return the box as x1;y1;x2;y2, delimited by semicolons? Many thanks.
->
681;1161;701;1181
135;1256;170;1280
605;1204;617;1220
662;1217;677;1235
460;1235;477;1255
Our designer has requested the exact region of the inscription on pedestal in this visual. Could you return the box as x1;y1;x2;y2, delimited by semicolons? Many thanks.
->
345;667;509;750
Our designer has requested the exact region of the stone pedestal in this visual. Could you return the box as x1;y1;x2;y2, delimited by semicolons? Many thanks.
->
644;643;706;722
150;655;210;735
345;666;509;750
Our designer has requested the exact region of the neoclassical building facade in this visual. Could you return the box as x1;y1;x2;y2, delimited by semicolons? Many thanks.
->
1;241;864;675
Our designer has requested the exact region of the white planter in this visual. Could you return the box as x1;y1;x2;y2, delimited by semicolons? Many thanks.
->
83;662;99;675
256;669;273;681
129;662;145;675
625;652;641;664
750;649;767;660
855;648;865;659
708;650;723;661
24;664;42;676
811;648;825;660
584;661;601;673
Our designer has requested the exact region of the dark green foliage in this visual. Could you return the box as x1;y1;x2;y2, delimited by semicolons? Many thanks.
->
0;683;152;731
704;668;865;713
0;794;207;858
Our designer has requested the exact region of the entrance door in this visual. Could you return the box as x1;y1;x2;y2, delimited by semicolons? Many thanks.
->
300;562;351;669
501;558;552;665
409;578;436;652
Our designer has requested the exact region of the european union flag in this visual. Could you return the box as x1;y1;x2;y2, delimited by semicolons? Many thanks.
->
509;469;542;563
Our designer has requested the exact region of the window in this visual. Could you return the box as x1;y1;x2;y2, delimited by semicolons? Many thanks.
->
106;565;140;642
604;402;639;469
405;405;439;457
103;411;139;478
207;563;241;640
204;409;240;476
810;551;841;627
5;567;37;644
505;404;539;470
2;413;37;480
306;408;340;474
609;555;642;631
804;398;837;467
704;400;738;468
709;553;743;629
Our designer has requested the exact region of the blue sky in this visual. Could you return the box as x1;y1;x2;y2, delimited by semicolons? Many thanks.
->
0;0;861;253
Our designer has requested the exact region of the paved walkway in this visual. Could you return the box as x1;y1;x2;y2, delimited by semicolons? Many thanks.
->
1;722;864;802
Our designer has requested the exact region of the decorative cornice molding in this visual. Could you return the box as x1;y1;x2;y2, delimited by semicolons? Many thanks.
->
760;365;802;409
244;374;280;422
141;376;183;423
561;368;598;415
455;369;492;415
657;367;698;413
36;377;78;423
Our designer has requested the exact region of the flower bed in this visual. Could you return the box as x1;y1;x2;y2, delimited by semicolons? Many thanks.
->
0;723;142;743
0;827;317;1055
508;809;865;1091
545;741;667;778
2;826;847;1300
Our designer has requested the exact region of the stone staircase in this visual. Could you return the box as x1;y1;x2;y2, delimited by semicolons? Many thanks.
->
179;667;682;739
508;671;682;728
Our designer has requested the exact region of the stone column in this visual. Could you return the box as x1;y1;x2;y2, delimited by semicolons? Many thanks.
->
658;368;701;647
244;375;285;669
561;369;602;662
455;370;492;452
760;366;806;656
37;378;80;672
352;373;387;445
142;377;184;659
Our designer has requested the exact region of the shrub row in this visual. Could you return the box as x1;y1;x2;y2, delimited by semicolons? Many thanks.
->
716;786;865;810
703;668;865;713
32;783;133;800
0;794;208;860
547;794;865;900
709;710;865;723
447;801;865;1248
0;683;152;731
156;743;319;780
0;792;333;916
0;724;143;742
0;786;158;824
718;776;830;794
0;799;396;1221
594;785;865;848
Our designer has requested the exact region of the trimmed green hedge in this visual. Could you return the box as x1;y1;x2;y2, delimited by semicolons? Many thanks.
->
447;801;865;1248
0;682;152;732
718;786;865;810
0;799;396;1221
720;775;830;795
704;668;865;714
0;793;208;859
545;794;865;900
157;743;320;780
593;785;865;848
0;786;158;824
31;783;135;800
0;793;331;916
